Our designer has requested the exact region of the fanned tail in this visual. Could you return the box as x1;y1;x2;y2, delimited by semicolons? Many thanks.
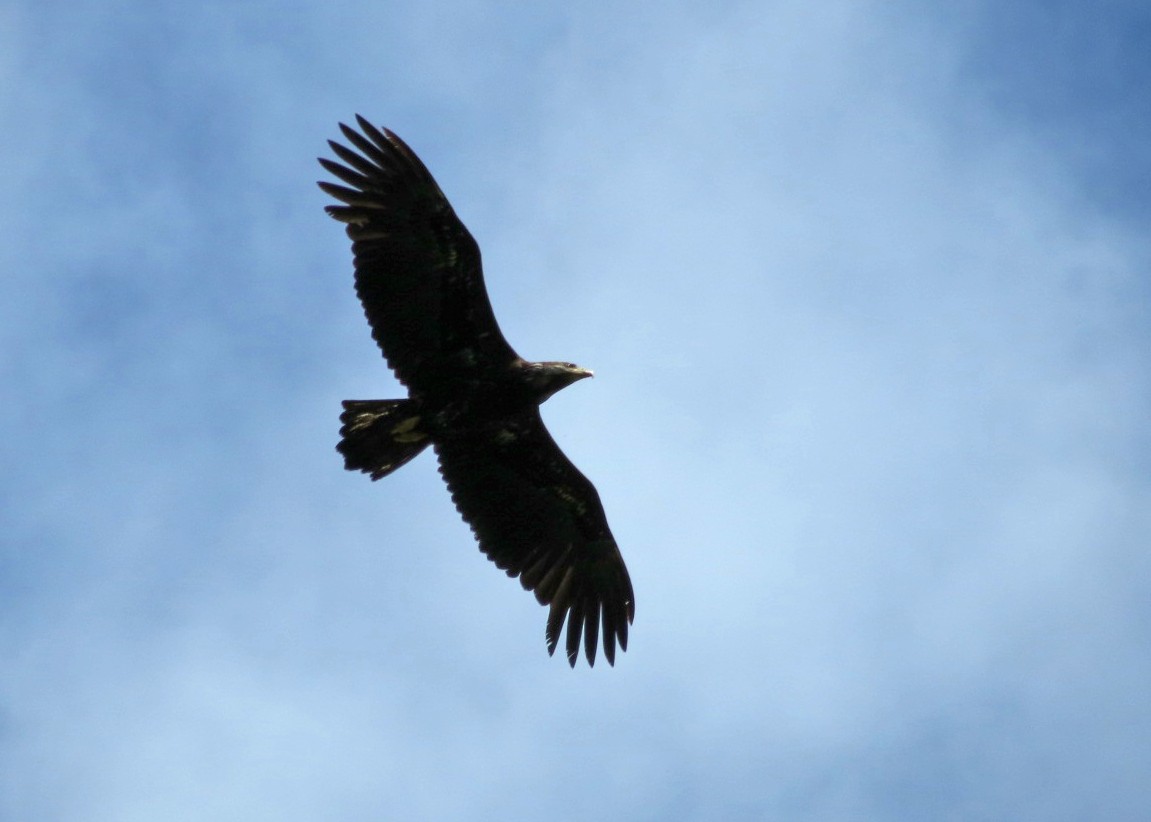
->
338;399;430;480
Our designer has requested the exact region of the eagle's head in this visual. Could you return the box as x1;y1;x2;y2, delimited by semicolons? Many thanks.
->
523;360;594;403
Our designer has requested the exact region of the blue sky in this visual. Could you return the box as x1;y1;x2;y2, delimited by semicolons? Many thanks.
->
3;1;1150;818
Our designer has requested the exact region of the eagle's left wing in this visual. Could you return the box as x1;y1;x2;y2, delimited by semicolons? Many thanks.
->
434;409;634;666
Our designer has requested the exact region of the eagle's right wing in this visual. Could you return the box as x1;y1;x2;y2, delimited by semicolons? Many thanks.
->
318;117;518;389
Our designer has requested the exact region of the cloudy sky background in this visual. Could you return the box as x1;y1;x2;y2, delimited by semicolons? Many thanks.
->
3;1;1150;818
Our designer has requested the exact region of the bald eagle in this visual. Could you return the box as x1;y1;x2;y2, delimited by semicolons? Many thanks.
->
318;116;634;666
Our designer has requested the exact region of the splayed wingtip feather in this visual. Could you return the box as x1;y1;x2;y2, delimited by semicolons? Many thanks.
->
338;122;393;170
318;157;371;189
583;605;600;667
565;598;586;667
355;115;395;155
317;181;381;207
545;601;566;657
328;140;383;178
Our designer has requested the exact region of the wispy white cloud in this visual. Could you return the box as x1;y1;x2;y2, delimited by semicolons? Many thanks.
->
3;1;1149;819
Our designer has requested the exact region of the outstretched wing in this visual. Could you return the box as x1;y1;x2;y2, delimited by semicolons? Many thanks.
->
318;116;518;389
435;410;635;667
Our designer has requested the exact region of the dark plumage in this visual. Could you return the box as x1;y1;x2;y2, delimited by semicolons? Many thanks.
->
318;116;634;666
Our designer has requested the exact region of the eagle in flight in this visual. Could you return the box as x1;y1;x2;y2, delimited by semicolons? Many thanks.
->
318;116;634;666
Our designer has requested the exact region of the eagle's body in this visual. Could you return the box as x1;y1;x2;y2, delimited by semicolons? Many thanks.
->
318;116;634;666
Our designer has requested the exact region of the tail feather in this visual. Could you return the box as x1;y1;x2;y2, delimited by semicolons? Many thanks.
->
338;399;430;480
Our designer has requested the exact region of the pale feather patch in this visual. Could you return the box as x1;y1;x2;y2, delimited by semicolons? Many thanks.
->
391;416;428;443
553;485;588;515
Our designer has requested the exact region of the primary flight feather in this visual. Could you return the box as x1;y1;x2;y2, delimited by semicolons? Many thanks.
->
319;116;634;666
